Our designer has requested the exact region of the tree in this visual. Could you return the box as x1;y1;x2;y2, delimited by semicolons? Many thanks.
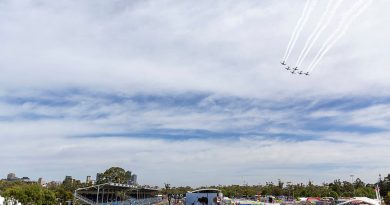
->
96;167;131;184
354;187;375;198
48;184;73;204
3;184;56;205
354;178;365;188
61;177;82;193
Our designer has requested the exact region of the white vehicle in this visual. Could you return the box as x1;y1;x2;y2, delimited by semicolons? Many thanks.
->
186;189;223;205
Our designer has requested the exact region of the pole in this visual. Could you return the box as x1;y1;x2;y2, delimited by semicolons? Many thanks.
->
102;189;105;203
97;185;100;205
73;190;76;205
350;175;355;196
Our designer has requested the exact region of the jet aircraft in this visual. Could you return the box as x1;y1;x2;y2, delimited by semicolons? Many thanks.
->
281;61;286;66
298;71;303;75
304;72;310;76
285;66;291;70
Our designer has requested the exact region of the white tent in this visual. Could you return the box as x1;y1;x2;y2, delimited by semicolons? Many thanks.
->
338;197;381;205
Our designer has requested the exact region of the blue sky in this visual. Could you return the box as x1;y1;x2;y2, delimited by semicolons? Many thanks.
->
1;0;390;186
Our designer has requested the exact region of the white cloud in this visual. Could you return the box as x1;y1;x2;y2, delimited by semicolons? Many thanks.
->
309;104;390;129
0;0;389;98
1;132;389;186
0;0;389;186
0;92;389;186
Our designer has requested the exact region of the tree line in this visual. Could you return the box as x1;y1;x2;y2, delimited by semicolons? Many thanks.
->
1;168;390;204
163;176;390;204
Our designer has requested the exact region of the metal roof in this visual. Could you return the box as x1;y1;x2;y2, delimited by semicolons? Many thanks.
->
76;182;159;192
190;188;221;193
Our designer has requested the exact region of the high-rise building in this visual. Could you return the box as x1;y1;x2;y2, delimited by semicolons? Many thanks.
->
126;171;132;179
131;174;138;185
38;178;44;186
7;173;17;181
65;176;72;181
63;176;73;185
96;173;102;183
86;176;92;184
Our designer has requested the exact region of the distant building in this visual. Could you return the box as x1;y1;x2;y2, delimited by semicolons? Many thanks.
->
7;173;19;181
96;173;102;183
38;178;44;186
7;173;15;179
62;176;83;187
5;173;35;183
126;171;132;179
65;176;72;181
130;174;138;185
21;177;30;182
63;176;73;185
7;173;18;181
86;176;92;184
46;181;61;187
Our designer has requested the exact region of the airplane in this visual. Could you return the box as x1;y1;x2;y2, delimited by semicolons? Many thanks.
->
291;70;296;74
293;67;298;71
281;61;286;66
298;71;303;75
285;66;291;70
304;72;310;76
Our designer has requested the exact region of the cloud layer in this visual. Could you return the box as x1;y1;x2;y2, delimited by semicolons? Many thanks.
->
0;0;389;186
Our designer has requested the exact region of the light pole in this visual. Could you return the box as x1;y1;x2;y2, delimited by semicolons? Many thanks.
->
350;175;355;196
287;182;291;200
165;183;171;205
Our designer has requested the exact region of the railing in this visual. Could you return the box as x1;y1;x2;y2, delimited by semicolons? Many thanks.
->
74;192;97;205
99;197;163;205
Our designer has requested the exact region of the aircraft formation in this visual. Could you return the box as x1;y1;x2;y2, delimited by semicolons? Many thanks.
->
281;61;309;76
280;0;372;76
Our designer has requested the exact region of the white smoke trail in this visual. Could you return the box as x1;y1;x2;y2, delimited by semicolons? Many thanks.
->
295;0;335;67
282;0;312;61
284;0;318;62
296;0;344;69
309;0;372;72
308;0;372;72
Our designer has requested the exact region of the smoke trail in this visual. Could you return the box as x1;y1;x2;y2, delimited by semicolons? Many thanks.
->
295;0;344;69
309;0;372;72
308;0;372;72
295;0;335;67
282;0;312;61
284;0;318;62
307;0;366;71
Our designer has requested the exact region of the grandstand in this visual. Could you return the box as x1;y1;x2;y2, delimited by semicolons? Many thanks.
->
74;182;162;205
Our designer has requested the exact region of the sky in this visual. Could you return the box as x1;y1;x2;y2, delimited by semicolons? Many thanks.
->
1;0;390;187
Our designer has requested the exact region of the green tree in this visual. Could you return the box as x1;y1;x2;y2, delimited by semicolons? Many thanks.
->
3;184;56;205
61;177;83;193
48;184;74;204
354;187;375;198
354;178;365;188
96;167;131;184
